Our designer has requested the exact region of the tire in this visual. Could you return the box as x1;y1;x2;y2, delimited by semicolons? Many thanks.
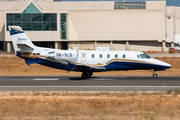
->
152;74;158;78
88;72;93;78
81;74;87;79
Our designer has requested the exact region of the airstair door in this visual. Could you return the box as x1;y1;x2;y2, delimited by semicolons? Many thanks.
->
81;52;87;62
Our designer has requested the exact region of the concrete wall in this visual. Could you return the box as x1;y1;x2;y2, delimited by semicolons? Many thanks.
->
175;7;180;34
0;11;5;41
69;41;163;52
69;41;94;50
166;7;175;42
113;41;126;50
5;31;60;42
37;1;114;11
0;1;29;12
146;1;166;10
69;10;166;41
129;41;162;51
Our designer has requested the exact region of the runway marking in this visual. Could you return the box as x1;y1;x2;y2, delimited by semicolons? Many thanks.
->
0;86;180;88
33;78;59;81
93;78;126;80
93;79;117;81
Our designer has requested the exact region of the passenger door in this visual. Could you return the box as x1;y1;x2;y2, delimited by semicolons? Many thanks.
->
81;52;87;62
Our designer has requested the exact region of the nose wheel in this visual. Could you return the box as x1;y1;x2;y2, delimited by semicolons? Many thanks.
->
151;69;158;78
152;73;158;78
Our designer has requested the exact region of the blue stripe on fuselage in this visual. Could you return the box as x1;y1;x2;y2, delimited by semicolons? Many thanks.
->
104;61;168;71
20;57;75;71
18;56;168;72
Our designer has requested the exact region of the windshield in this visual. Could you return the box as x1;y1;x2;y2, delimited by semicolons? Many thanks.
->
140;54;151;59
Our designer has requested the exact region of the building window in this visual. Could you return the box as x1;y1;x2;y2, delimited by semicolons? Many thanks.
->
107;54;110;58
60;13;67;39
99;54;102;58
114;1;146;10
115;54;118;58
6;13;57;31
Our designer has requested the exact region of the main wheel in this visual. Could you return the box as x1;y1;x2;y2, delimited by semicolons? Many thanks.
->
81;73;87;79
152;74;158;78
88;72;93;78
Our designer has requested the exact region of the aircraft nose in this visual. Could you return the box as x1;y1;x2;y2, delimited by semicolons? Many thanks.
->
160;61;171;69
154;59;171;69
164;63;171;69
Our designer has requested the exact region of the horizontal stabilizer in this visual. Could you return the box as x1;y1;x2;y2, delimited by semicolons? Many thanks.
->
17;43;34;51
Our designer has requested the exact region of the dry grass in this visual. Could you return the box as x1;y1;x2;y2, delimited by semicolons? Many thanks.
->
0;92;179;119
0;57;179;76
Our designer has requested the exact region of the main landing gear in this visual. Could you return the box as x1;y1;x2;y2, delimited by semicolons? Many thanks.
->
81;71;93;79
150;69;158;78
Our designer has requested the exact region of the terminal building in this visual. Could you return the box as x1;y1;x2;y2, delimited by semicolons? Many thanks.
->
0;0;180;52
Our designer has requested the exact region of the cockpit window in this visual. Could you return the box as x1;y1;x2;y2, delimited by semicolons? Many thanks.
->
140;54;151;59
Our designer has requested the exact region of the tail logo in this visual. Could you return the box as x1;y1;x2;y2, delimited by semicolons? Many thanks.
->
18;37;27;41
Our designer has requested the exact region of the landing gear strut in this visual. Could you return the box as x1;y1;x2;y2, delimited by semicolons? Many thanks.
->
81;71;93;79
150;69;158;78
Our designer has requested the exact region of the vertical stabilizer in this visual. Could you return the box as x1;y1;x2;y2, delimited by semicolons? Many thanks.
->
8;26;35;53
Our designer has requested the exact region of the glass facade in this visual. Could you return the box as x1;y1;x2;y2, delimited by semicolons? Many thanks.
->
114;1;146;10
7;13;57;31
60;13;67;39
22;3;41;13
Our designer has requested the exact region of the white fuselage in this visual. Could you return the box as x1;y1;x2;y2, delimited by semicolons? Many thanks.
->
8;25;171;78
36;47;171;70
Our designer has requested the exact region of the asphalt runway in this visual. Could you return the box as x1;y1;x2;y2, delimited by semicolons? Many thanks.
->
0;76;179;92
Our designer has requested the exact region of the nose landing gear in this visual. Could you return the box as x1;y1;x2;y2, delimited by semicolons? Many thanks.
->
152;73;158;78
151;69;158;78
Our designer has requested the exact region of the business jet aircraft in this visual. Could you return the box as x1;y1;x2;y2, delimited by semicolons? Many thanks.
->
9;26;171;78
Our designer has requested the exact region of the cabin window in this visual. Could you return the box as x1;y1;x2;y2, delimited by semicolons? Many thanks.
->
107;54;110;58
115;54;118;58
34;53;40;55
82;53;85;58
92;54;95;58
137;55;140;58
123;54;126;58
99;54;103;58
